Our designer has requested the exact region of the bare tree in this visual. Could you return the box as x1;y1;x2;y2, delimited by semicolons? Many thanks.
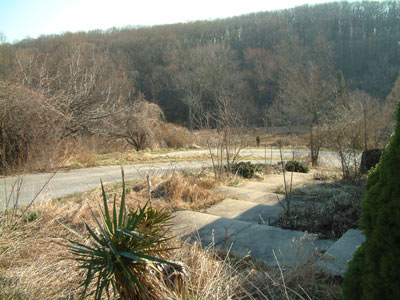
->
197;43;248;177
168;42;209;131
169;42;248;177
12;35;132;138
325;90;384;180
0;33;6;44
267;36;338;166
270;61;336;166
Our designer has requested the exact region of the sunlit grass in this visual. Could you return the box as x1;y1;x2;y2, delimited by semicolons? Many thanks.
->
63;148;210;169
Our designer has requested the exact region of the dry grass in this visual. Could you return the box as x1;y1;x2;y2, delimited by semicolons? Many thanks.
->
0;171;342;300
132;171;225;211
0;200;90;300
7;125;310;175
0;200;342;300
194;127;309;149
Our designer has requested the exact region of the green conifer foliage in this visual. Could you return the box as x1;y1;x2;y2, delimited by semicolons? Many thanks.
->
343;102;400;300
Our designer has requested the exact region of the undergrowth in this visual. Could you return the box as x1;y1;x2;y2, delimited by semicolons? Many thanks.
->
0;171;343;300
275;180;364;239
0;200;342;300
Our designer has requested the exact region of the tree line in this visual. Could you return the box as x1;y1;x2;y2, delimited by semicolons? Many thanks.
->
2;1;399;124
0;1;399;170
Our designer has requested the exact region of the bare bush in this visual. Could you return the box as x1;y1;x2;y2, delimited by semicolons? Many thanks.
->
325;90;385;181
158;123;194;149
99;99;165;151
0;80;62;173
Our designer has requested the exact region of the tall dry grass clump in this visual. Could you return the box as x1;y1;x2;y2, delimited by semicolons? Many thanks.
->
148;172;224;211
0;200;91;300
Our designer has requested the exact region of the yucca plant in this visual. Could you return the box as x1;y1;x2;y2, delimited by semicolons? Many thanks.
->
59;170;177;300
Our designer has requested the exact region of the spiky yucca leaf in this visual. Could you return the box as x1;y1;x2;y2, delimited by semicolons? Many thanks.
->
59;169;176;300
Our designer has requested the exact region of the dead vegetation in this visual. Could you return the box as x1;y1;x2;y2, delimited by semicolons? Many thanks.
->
0;171;342;300
275;176;364;239
0;81;63;173
147;172;224;211
0;78;196;175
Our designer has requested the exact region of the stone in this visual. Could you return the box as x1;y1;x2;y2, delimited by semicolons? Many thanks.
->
317;229;365;276
360;148;383;174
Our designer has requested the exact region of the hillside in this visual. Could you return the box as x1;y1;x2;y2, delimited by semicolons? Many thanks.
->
1;1;398;126
0;1;399;172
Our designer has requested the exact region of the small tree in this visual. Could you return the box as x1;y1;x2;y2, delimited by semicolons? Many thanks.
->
342;102;400;300
326;90;381;181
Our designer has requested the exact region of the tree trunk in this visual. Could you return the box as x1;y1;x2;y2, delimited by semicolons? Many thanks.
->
310;124;319;166
188;104;193;132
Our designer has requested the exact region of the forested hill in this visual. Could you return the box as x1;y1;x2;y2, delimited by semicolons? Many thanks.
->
2;1;399;126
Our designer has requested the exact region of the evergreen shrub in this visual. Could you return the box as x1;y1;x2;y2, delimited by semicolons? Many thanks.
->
230;161;263;178
284;160;310;173
342;102;400;300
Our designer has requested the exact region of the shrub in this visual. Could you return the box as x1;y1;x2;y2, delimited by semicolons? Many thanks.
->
230;161;257;178
0;81;61;173
229;162;266;178
276;181;363;239
284;160;309;173
59;170;177;299
159;123;194;149
343;102;400;300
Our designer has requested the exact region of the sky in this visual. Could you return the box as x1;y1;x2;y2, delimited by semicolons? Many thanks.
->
0;0;357;43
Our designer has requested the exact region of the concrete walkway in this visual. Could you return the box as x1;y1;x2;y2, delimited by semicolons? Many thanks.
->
171;173;364;275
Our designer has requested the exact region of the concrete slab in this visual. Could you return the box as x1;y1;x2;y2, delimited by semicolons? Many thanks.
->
214;186;284;204
172;210;325;267
205;199;282;225
238;174;314;193
171;210;256;253
314;239;336;253
250;192;285;204
214;186;268;200
238;182;283;193
317;229;365;276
